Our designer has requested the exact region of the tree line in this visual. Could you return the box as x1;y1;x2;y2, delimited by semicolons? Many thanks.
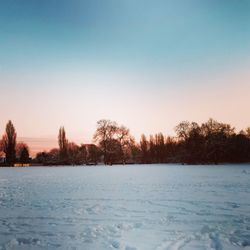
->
0;121;30;165
0;118;250;166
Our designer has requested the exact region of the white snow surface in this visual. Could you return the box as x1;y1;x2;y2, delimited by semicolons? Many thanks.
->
0;164;250;250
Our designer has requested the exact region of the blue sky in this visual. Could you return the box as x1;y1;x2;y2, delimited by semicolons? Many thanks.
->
1;0;249;72
0;0;250;151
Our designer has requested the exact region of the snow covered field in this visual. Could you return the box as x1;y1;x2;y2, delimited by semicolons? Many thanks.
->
0;164;249;250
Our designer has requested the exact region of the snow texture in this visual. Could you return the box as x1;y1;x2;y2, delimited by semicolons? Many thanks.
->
0;164;250;249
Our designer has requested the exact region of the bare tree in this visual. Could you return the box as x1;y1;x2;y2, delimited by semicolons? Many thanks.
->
93;119;118;164
2;120;17;165
244;127;250;139
116;125;134;164
16;142;30;164
140;134;149;163
67;142;80;165
175;121;191;141
87;144;101;165
58;126;68;162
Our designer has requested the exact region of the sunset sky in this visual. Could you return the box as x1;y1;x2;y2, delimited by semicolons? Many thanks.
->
0;0;250;154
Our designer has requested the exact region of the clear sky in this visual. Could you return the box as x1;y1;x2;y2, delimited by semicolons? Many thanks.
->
0;0;250;153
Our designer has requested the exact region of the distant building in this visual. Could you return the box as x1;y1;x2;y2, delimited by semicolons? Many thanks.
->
14;163;30;167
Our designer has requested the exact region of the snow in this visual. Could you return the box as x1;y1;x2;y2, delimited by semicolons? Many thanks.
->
0;164;249;249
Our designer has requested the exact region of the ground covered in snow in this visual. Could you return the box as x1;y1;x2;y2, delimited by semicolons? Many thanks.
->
0;164;250;250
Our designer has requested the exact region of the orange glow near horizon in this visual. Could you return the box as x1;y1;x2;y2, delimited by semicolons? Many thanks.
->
1;60;250;156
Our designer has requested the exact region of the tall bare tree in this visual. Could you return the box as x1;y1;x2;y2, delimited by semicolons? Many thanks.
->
2;120;17;165
58;126;68;162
